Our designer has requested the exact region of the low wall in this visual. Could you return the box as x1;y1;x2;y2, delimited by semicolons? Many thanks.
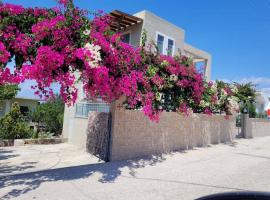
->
63;115;89;149
110;105;236;161
13;138;68;146
246;118;270;138
0;140;14;147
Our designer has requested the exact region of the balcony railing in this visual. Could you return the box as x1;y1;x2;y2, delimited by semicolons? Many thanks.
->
75;102;110;118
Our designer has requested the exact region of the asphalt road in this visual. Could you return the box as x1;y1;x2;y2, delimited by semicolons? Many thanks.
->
1;137;270;200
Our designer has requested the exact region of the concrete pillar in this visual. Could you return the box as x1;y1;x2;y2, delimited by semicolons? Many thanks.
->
204;59;211;82
242;114;252;138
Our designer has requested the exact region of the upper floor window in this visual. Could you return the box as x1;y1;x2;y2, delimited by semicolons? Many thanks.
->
157;34;165;54
121;33;131;44
167;39;174;56
156;32;175;56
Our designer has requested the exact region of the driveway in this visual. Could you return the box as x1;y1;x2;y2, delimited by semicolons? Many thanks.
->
0;143;102;177
1;137;270;200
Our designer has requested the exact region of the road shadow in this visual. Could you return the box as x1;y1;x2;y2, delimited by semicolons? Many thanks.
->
0;149;19;161
0;148;37;177
0;154;166;200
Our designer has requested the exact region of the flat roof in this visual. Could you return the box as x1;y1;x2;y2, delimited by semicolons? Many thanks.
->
14;96;41;101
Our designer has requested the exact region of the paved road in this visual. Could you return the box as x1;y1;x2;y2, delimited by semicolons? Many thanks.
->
0;143;102;177
1;137;270;200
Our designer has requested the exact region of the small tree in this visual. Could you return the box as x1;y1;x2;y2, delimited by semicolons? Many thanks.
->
0;102;31;139
0;85;20;100
30;95;65;135
234;82;256;117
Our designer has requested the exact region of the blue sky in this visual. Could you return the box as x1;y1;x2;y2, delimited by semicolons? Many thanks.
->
4;0;270;104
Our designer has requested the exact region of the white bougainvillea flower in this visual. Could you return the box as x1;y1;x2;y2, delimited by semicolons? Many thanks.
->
227;96;240;114
169;74;178;82
156;92;163;101
200;100;210;108
84;43;102;68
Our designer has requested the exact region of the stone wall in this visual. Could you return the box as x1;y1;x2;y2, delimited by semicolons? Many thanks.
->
245;118;270;138
86;112;110;161
109;104;236;161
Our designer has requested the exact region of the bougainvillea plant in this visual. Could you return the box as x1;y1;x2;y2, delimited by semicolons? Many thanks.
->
0;0;240;121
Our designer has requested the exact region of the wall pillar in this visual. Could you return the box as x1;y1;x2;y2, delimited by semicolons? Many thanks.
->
242;114;252;138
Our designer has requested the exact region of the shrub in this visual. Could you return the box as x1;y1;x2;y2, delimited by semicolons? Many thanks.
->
0;102;31;139
29;95;64;135
0;84;20;100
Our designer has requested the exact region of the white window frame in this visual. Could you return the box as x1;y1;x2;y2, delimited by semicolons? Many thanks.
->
156;31;175;56
121;31;131;45
156;32;165;54
167;36;175;56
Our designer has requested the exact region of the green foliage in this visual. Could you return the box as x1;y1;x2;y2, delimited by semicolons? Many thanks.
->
37;131;54;139
29;95;64;135
233;82;257;115
0;84;20;100
234;82;256;104
0;102;31;139
248;103;256;118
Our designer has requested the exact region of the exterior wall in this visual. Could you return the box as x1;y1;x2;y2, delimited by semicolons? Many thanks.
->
109;103;235;161
246;118;270;138
134;10;185;54
62;82;85;141
62;82;110;149
183;43;212;81
62;103;89;149
131;10;211;81
10;98;38;112
0;98;38;117
122;23;143;47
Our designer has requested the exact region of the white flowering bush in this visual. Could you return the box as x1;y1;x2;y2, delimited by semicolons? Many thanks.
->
84;43;102;68
196;80;241;115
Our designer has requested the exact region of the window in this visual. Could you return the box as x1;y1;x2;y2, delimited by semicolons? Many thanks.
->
195;61;206;75
20;106;29;116
167;39;174;56
157;34;164;54
156;32;175;56
121;33;131;44
75;103;110;118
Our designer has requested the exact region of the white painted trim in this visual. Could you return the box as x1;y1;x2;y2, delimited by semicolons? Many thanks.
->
155;31;175;56
156;31;166;54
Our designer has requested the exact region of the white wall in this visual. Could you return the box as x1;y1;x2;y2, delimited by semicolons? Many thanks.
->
134;10;185;54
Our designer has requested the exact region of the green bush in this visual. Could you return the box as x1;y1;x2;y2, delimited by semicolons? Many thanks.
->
29;95;64;135
0;85;20;101
0;102;32;139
